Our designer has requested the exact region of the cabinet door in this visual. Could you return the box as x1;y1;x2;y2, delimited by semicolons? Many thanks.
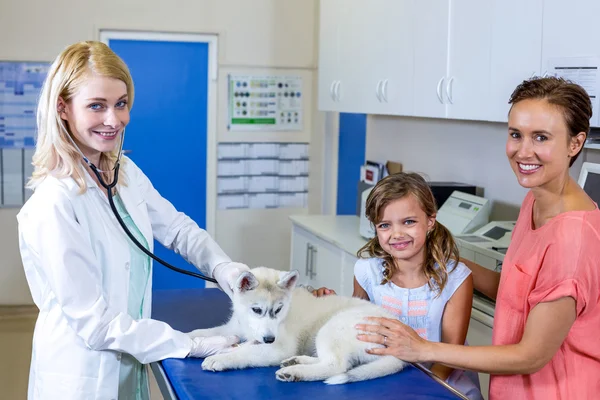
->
467;309;493;400
445;0;492;120
488;0;543;123
541;0;600;127
309;238;344;294
412;0;450;118
372;0;415;116
317;0;341;111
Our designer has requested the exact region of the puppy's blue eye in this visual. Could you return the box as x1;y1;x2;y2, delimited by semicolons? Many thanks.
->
252;307;262;315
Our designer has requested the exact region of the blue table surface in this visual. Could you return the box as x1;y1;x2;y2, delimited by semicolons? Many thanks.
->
152;288;462;400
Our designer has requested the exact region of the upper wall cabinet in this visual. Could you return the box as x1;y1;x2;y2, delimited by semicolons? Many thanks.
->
317;0;594;125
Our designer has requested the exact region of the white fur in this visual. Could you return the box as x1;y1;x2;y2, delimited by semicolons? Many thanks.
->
188;267;407;384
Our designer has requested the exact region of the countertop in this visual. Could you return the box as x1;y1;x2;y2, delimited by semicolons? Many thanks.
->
289;214;369;257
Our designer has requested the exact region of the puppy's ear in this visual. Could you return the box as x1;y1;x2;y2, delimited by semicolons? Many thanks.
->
235;271;258;293
277;270;299;290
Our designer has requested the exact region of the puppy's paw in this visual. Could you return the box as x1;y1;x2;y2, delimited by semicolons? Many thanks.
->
202;354;234;372
280;356;300;367
276;366;301;382
324;373;349;385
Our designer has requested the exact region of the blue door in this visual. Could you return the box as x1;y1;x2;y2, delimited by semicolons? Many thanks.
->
108;39;210;290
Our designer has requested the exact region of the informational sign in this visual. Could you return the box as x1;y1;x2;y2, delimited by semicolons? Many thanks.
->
547;56;600;125
228;74;303;131
0;61;49;149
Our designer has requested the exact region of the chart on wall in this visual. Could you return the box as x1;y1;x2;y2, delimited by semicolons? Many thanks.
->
0;61;49;149
227;74;303;131
216;142;309;209
0;61;48;207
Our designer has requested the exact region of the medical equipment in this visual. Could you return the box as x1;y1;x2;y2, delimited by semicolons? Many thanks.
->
436;191;490;236
64;127;217;283
455;220;516;272
359;186;375;239
578;162;600;204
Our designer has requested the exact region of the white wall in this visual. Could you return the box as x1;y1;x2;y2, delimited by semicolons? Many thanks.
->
366;115;592;221
0;0;320;304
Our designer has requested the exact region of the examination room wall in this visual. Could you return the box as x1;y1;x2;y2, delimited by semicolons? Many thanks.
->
365;115;589;221
0;0;320;305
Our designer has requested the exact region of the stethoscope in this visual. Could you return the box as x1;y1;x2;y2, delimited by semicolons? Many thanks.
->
62;124;217;283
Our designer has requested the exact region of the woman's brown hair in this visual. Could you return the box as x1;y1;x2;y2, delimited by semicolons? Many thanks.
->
357;172;460;296
509;76;592;167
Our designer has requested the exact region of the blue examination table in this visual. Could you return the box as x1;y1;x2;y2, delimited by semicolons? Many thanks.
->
150;288;464;399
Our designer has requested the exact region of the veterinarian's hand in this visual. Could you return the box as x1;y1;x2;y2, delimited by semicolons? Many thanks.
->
312;287;336;297
188;335;241;358
355;317;433;363
213;262;251;298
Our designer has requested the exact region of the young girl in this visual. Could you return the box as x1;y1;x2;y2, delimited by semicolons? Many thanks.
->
353;172;482;400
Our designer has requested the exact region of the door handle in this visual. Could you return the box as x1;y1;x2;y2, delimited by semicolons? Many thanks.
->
329;81;336;101
376;80;383;102
382;79;389;102
309;247;317;279
445;76;455;104
305;243;312;276
436;77;445;104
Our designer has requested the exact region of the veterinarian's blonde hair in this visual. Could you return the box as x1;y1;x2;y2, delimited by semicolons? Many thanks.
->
357;172;459;296
28;41;134;192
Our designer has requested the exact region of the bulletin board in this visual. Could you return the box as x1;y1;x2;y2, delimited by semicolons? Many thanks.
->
0;61;49;207
216;142;309;209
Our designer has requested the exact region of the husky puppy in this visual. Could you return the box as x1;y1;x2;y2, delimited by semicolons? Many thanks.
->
189;267;406;384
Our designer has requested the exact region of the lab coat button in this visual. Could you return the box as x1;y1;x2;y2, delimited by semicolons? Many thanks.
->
125;262;130;270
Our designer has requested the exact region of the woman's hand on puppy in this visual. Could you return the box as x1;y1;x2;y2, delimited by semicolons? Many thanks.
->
355;317;434;363
311;287;336;297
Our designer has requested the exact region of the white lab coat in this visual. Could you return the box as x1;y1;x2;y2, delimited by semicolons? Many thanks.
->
17;156;231;400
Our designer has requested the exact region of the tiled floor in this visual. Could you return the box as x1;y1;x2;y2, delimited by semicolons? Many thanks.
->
0;307;163;399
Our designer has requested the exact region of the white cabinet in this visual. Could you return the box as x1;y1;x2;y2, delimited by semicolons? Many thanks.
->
289;221;359;297
318;0;414;115
316;0;565;124
290;225;345;293
412;0;449;118
488;0;543;122
467;308;494;400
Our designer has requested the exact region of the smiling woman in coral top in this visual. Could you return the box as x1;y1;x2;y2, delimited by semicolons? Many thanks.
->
356;76;600;400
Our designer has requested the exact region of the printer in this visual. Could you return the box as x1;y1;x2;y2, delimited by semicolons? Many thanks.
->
436;191;490;236
455;221;516;272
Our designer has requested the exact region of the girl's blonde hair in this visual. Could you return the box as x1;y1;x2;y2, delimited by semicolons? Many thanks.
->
28;41;134;192
357;172;460;295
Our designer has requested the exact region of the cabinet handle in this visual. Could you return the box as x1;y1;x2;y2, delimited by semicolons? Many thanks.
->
329;81;336;101
310;247;317;279
436;77;445;104
305;243;312;276
334;81;341;101
445;76;455;104
376;80;383;102
382;79;389;102
542;70;548;78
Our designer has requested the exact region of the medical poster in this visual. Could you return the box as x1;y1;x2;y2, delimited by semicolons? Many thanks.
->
0;61;49;149
547;56;600;125
227;74;303;131
216;142;309;209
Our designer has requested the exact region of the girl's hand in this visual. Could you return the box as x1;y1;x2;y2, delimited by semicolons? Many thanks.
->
355;317;433;363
